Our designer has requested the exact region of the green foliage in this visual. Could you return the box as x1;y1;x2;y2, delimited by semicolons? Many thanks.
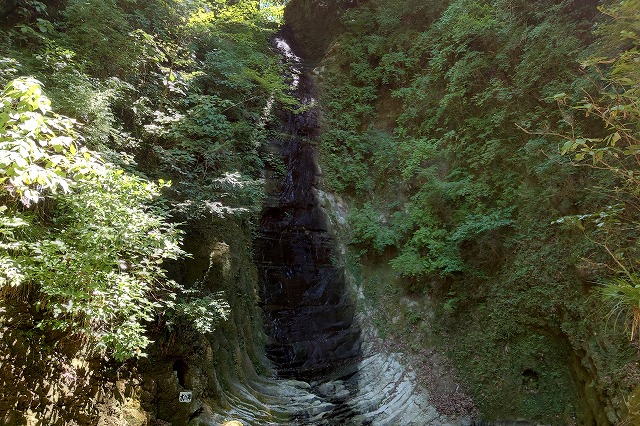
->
61;0;136;78
601;274;640;340
321;1;596;286
0;0;290;363
121;0;292;205
174;292;230;334
29;168;183;361
0;78;186;361
0;77;98;206
348;202;400;253
318;0;638;421
1;0;291;192
320;0;595;289
553;0;640;343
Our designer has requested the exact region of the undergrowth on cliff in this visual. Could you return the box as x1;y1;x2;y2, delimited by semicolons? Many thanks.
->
552;0;640;344
0;0;289;361
318;0;639;422
0;77;184;361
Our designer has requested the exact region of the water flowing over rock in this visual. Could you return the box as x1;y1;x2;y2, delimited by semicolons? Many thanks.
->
255;27;362;380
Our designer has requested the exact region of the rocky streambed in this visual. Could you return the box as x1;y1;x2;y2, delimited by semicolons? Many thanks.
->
197;342;472;425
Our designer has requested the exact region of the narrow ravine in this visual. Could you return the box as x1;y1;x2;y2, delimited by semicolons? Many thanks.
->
251;27;471;426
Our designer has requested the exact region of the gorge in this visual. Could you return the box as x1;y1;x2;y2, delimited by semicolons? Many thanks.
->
0;0;639;425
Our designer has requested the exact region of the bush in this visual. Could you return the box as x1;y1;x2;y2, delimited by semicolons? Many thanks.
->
0;77;185;361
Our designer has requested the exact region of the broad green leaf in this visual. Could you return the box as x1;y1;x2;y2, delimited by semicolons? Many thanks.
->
561;140;574;154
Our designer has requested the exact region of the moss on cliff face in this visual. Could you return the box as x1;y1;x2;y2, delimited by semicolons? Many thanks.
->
295;0;640;422
0;212;269;425
136;214;269;425
0;0;285;423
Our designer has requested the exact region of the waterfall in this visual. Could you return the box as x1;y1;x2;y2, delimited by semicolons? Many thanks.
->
254;27;361;380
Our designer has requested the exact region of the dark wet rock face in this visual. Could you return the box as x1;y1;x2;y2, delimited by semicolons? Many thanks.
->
283;0;367;66
254;28;361;380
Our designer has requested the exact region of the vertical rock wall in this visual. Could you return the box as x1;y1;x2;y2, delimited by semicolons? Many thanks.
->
254;28;361;379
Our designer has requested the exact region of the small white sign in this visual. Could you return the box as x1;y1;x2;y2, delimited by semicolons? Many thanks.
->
179;391;192;403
